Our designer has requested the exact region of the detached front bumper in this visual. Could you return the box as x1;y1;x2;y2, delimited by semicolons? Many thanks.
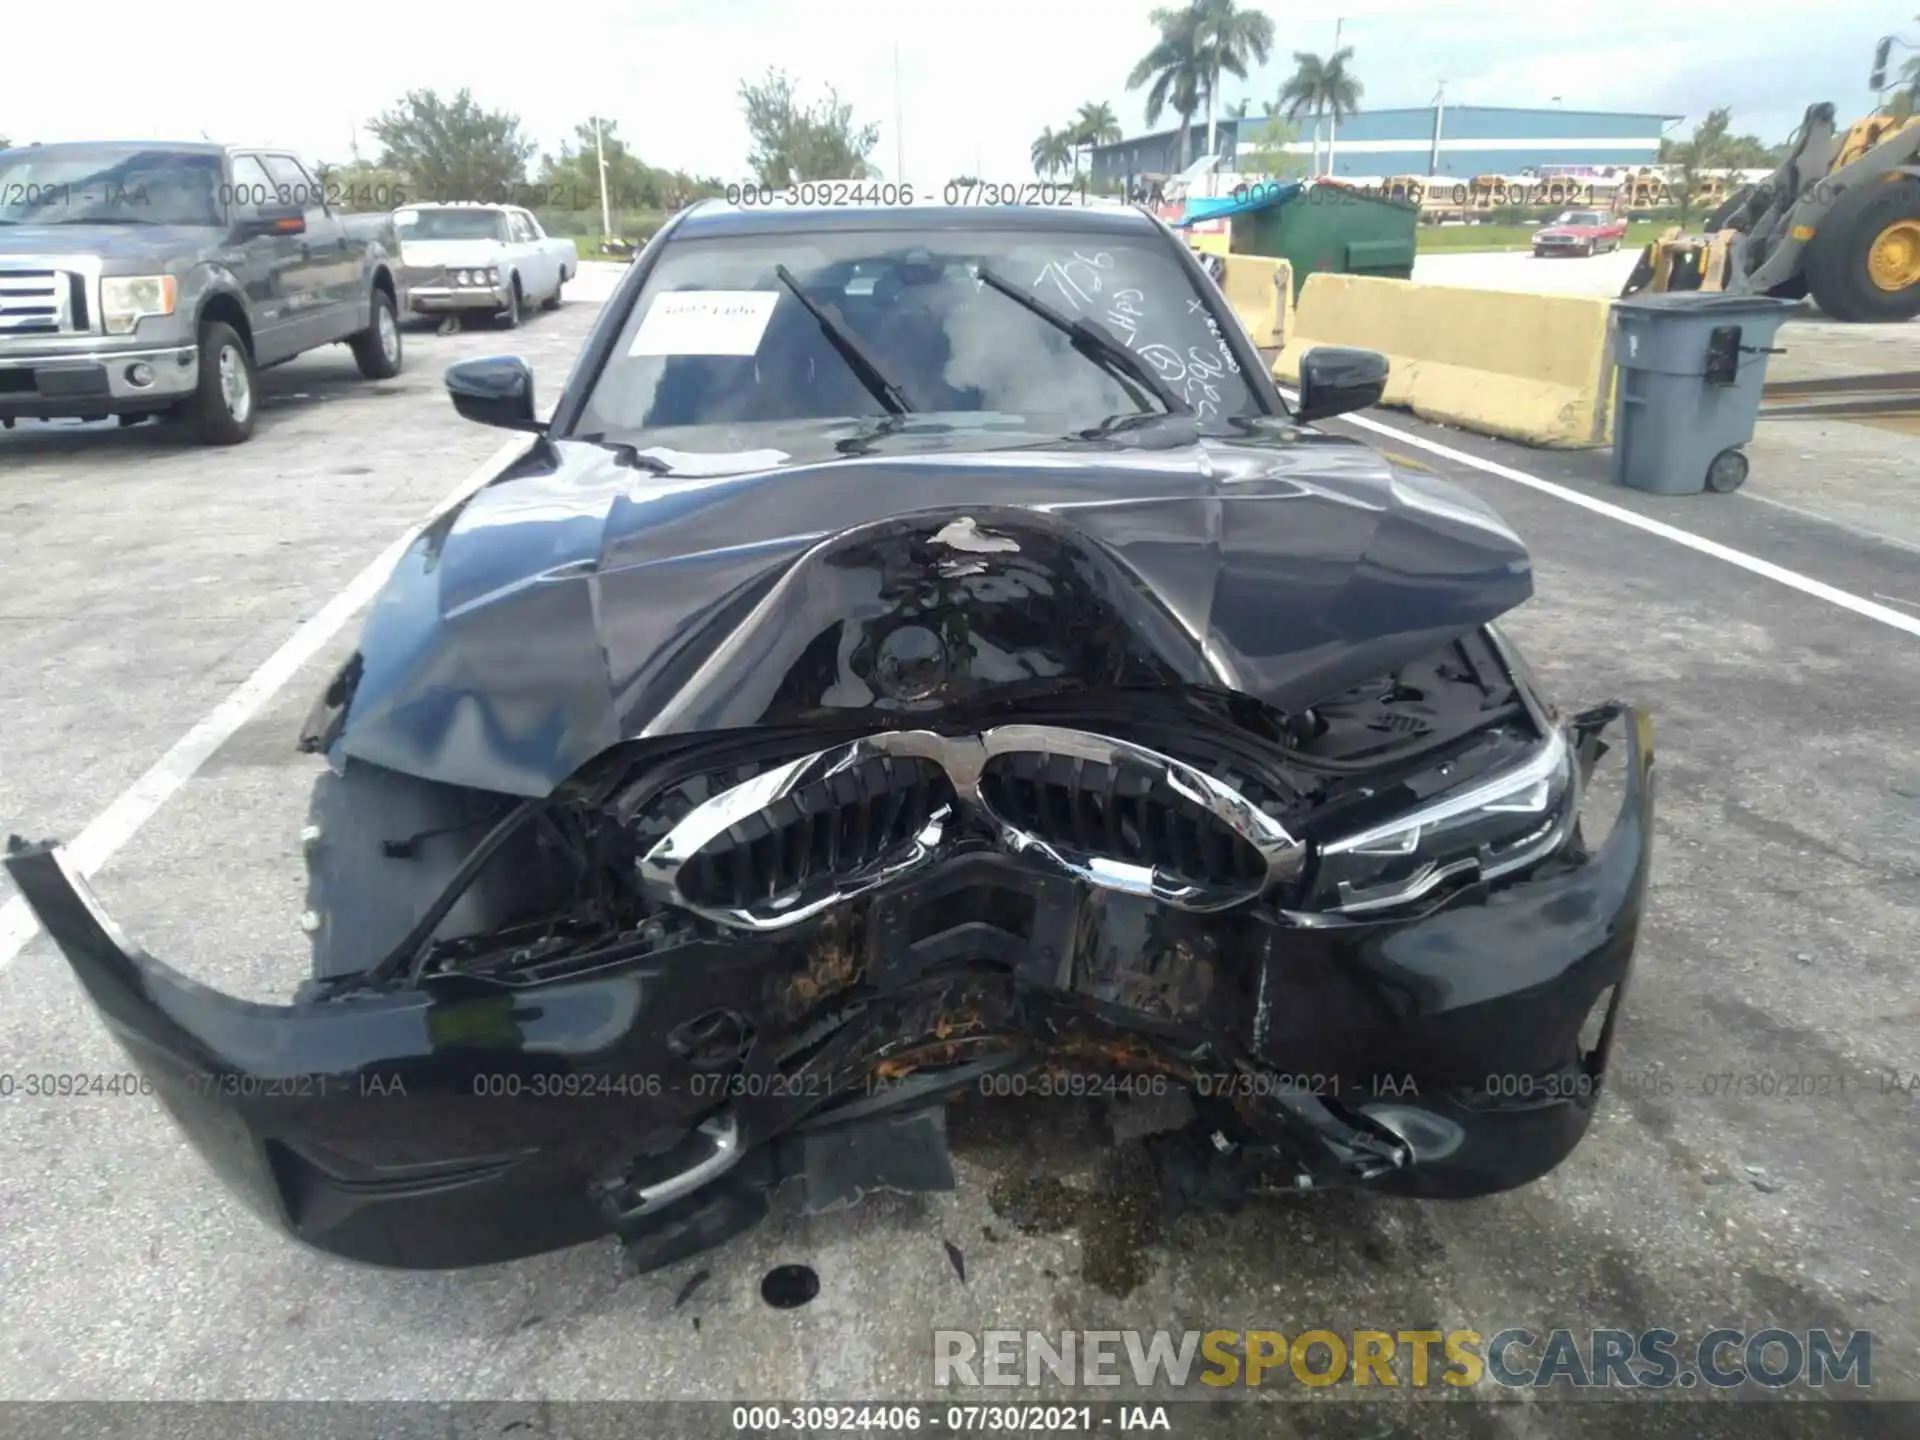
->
0;343;198;419
5;708;1654;1271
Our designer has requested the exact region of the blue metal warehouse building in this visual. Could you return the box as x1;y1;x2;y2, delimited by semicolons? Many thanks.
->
1089;105;1681;183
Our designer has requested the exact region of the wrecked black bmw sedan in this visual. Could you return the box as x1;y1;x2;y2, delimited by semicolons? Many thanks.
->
7;200;1654;1272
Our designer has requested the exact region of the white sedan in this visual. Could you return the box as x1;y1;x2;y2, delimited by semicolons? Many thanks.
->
395;202;576;327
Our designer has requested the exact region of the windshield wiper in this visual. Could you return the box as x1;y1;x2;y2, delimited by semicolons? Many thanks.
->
575;433;674;473
1070;410;1200;443
973;265;1191;417
772;264;915;416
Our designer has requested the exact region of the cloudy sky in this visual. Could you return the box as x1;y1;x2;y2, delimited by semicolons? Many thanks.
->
4;0;1908;185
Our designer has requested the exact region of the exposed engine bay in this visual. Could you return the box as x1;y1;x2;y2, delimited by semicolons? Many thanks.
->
326;628;1552;992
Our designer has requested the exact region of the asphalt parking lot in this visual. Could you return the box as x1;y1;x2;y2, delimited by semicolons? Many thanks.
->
1;256;1914;1433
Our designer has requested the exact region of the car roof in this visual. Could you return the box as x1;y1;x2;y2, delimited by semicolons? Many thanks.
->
672;199;1162;241
1;140;228;158
397;202;517;211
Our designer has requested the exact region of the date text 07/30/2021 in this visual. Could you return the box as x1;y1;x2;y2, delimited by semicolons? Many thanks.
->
721;180;1098;208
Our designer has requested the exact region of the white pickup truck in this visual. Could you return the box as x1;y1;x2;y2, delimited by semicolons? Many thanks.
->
393;202;575;328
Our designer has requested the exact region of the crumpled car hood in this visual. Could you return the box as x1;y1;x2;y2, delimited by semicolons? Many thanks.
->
338;430;1533;796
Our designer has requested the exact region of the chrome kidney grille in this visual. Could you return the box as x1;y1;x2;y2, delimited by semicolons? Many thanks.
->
980;749;1272;893
668;753;956;920
636;727;1305;931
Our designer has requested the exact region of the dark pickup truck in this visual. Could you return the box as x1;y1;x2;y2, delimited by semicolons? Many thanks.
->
0;141;407;444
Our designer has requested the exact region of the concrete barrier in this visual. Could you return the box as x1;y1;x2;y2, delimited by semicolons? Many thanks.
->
1220;254;1293;350
1273;273;1617;447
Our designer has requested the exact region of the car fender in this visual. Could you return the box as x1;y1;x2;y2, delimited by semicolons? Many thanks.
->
190;267;254;345
365;258;397;324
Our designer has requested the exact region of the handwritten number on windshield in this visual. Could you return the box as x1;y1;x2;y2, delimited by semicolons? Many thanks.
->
1104;287;1146;347
1183;347;1226;418
1134;343;1220;422
1033;251;1115;312
1135;343;1184;380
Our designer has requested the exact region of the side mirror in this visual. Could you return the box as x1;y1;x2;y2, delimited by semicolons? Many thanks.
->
1293;345;1389;425
231;205;306;241
445;355;545;433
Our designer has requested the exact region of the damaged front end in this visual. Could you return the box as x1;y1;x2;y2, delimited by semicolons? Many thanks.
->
6;672;1653;1272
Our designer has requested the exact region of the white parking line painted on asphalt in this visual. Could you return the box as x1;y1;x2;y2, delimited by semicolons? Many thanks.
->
0;432;534;970
1279;388;1920;641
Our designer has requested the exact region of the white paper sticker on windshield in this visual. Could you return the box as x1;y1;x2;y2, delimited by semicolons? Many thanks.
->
628;290;779;357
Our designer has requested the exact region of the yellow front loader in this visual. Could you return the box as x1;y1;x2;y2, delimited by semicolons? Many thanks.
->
1621;103;1920;322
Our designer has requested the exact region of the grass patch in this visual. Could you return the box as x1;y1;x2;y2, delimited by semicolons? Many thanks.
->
1417;220;1667;254
532;209;667;263
572;236;627;261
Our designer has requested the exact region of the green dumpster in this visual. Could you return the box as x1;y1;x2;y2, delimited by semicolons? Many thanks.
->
1222;180;1418;298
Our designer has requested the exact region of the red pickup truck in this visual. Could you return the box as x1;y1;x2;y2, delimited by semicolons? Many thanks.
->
1533;209;1628;258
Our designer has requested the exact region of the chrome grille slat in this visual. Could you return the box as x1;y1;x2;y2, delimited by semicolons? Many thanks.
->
637;726;1306;931
0;268;64;335
0;257;100;338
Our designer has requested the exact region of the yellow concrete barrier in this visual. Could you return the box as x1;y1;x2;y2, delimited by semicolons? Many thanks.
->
1273;274;1617;447
1219;254;1293;350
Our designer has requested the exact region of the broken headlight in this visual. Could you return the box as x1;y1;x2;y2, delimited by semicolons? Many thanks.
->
1311;730;1578;915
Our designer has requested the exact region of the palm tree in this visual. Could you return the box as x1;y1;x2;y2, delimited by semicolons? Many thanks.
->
1224;99;1251;120
1662;108;1781;221
1066;100;1122;179
1278;47;1363;176
1030;127;1074;179
1127;8;1208;170
1189;0;1275;161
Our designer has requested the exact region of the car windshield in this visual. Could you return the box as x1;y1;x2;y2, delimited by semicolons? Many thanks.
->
1556;211;1604;226
0;147;225;227
398;209;509;241
573;226;1260;444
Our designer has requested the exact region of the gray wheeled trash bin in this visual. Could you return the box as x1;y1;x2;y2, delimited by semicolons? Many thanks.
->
1608;293;1801;495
